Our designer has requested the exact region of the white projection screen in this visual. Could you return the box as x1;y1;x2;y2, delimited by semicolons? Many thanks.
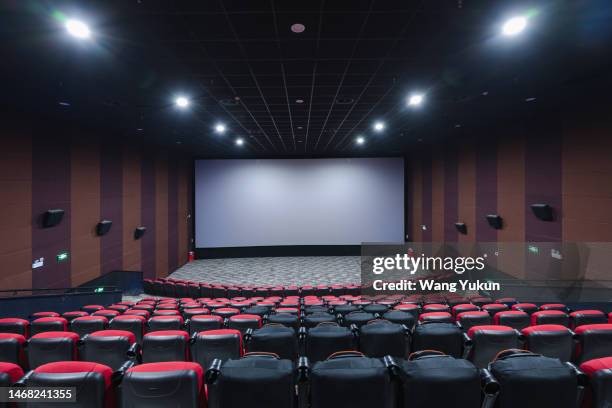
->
195;157;404;248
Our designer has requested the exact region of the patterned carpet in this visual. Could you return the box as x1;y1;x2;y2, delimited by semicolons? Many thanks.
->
168;256;362;286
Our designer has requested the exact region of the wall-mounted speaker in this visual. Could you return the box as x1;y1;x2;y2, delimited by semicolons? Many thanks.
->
455;222;467;235
530;204;554;221
96;220;113;236
134;226;147;240
486;214;503;230
42;209;65;228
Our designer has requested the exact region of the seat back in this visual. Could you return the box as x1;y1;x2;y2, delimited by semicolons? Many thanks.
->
456;311;492;331
228;314;263;334
81;330;136;370
570;310;607;330
310;353;395;408
0;318;30;337
142;330;190;363
580;357;612;408
359;321;408;358
521;325;574;362
467;325;519;368
248;325;298;360
191;329;243;370
531;310;570;327
493;311;530;331
419;312;453;324
109;315;146;343
412;322;463;358
305;324;355;362
343;312;376;328
304;313;336;328
30;317;68;336
382;310;416;330
0;333;26;366
575;324;612;364
0;362;24;386
28;331;79;368
70;316;108;338
267;313;300;330
189;315;223;335
148;316;184;332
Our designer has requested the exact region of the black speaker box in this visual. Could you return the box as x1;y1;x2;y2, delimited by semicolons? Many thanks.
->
96;220;113;236
486;214;503;230
455;223;467;235
134;226;147;240
42;209;65;228
530;204;554;221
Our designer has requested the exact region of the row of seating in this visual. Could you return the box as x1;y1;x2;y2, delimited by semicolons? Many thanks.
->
2;350;612;407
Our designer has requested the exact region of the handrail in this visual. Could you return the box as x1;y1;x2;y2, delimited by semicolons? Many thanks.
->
0;286;120;297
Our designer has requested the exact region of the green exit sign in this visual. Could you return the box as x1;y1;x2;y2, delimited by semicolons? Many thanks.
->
528;245;540;254
56;251;69;262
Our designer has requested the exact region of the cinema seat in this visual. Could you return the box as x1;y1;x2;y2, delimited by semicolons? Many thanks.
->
451;303;479;318
19;361;113;408
304;312;337;328
419;311;453;324
267;313;300;330
531;310;570;327
0;318;30;337
570;310;607;329
228;314;262;334
191;329;243;371
333;304;360;317
456;311;492;331
183;308;210;320
304;322;356;362
343;311;377;328
392;351;491;408
574;324;612;364
27;331;79;368
363;303;389;315
512;303;539;314
107;304;129;313
81;330;138;370
123;309;151;319
493;310;530;331
82;305;105;314
466;325;519;368
411;322;463;358
31;311;60;318
246;324;298;360
142;330;190;363
580;357;612;408
120;362;204;406
109;314;146;343
481;303;509;315
521;325;574;362
423;304;451;313
0;362;24;386
310;351;395;408
30;317;68;335
153;309;181;317
62;311;89;322
394;303;420;318
489;349;584;408
358;320;409;358
188;314;223;335
148;315;184;332
70;316;108;338
382;310;416;330
206;353;298;408
540;303;568;312
0;333;26;366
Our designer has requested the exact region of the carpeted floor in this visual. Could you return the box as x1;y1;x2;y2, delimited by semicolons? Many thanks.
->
167;256;362;286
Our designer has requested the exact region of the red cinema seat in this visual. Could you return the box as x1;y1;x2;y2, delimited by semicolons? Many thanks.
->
212;307;241;319
456;311;492;331
511;303;538;314
93;310;121;320
81;330;138;370
31;312;60;318
481;303;509;315
419;312;453;324
183;308;210;320
148;315;184;332
123;309;150;319
570;310;607;330
109;315;146;343
70;316;108;338
493;311;530;331
188;315;224;335
574;324;612;364
107;304;129;313
531;310;570;327
142;330;190;363
0;362;24;386
191;329;243;371
466;325;519;368
540;303;568;312
580;357;612;408
21;361;113;408
495;297;517;305
228;314;263;334
451;304;479;319
27;331;79;368
0;318;30;337
82;305;105;314
121;362;204;407
521;325;574;362
422;304;451;314
0;333;26;366
30;317;68;335
62;311;89;322
470;297;493;307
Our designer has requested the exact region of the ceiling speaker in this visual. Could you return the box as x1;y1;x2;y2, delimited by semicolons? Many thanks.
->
455;222;467;235
134;226;147;240
530;204;554;221
96;220;113;236
486;214;503;230
42;209;65;228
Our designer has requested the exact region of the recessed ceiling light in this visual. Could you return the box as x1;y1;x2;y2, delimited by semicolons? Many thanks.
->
215;123;226;133
175;96;190;108
502;16;527;36
525;97;536;102
291;23;305;33
58;101;70;106
407;93;424;107
356;136;365;145
297;126;303;130
235;138;244;146
336;97;354;105
373;121;385;132
455;124;462;128
136;128;143;131
482;91;489;96
65;19;91;39
296;99;304;104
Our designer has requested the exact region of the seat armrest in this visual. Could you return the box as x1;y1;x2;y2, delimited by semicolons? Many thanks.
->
127;343;141;363
112;360;136;385
14;370;33;387
350;324;359;335
480;369;500;408
298;326;307;340
297;356;309;383
205;359;223;385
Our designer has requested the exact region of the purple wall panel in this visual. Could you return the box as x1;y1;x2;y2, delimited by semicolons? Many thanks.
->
167;156;179;271
421;151;433;242
444;146;459;242
31;136;71;288
476;139;498;241
141;150;156;278
100;143;123;274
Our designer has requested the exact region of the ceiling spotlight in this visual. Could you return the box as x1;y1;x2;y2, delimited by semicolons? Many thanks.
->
65;19;91;39
373;121;385;132
356;136;365;145
291;23;305;33
215;123;226;133
296;99;304;104
502;16;527;36
175;96;190;108
407;93;424;107
235;138;244;146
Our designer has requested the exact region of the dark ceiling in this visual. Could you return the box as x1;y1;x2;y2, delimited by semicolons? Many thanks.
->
2;0;612;157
